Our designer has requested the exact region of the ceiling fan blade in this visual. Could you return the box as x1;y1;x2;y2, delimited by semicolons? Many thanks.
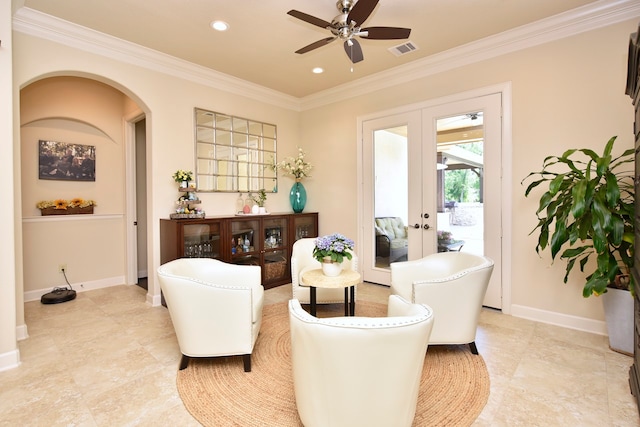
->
344;39;364;63
347;0;379;25
287;10;331;29
295;37;337;54
360;26;411;40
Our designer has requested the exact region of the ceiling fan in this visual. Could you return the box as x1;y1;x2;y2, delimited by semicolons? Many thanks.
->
287;0;411;64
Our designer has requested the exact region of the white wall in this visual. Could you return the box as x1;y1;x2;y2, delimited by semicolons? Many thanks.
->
0;0;19;370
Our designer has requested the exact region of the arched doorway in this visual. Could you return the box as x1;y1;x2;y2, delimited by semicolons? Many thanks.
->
19;75;149;307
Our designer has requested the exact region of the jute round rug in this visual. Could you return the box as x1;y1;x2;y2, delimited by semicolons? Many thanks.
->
176;301;490;426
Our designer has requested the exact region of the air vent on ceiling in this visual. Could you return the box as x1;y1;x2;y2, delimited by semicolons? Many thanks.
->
389;41;418;57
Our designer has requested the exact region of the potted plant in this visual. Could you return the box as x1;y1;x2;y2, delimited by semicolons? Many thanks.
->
437;230;454;244
522;136;635;354
313;233;355;277
251;189;268;213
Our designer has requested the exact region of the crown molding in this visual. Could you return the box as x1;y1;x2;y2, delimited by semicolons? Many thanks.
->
11;7;302;111
12;0;640;112
299;0;640;110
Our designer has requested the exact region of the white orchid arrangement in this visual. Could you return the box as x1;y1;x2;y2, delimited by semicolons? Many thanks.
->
274;148;313;180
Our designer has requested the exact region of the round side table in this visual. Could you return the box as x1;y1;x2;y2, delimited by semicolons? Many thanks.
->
301;269;361;316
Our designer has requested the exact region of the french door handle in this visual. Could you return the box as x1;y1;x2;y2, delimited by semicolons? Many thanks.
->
423;213;430;219
423;224;430;230
413;223;421;229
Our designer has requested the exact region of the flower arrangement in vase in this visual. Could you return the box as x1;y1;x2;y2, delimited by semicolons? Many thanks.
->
274;148;312;213
172;169;194;187
274;147;313;180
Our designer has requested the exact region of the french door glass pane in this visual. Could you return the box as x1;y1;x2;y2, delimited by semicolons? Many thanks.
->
373;126;409;269
435;112;485;256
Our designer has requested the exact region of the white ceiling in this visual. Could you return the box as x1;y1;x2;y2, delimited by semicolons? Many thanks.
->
15;0;612;98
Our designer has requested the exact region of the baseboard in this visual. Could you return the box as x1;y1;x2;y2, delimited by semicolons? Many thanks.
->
147;293;162;307
510;304;608;336
137;269;148;278
23;276;126;302
0;349;21;372
16;324;29;341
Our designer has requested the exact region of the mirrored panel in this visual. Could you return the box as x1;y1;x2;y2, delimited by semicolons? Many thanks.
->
195;108;278;192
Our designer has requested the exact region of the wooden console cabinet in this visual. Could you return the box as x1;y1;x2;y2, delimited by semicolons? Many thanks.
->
626;22;640;415
160;212;318;289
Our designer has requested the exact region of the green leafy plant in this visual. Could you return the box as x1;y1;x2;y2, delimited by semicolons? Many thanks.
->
522;136;635;297
251;189;267;207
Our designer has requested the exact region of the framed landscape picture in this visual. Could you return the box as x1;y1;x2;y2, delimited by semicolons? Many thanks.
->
38;140;96;181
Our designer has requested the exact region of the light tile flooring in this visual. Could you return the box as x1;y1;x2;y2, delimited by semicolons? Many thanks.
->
1;283;638;426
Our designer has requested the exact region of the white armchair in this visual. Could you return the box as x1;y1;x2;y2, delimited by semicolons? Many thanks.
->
390;252;494;355
288;295;434;427
291;237;358;305
157;258;264;372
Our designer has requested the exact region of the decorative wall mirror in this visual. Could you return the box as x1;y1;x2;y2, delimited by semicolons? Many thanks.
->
195;108;277;193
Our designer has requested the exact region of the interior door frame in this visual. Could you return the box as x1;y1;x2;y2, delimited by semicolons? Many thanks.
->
124;111;145;286
356;82;513;314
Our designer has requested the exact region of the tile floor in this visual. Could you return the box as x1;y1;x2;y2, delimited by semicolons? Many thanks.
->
1;282;638;426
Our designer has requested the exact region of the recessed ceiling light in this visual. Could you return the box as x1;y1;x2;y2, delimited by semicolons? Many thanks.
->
210;21;229;31
312;67;324;74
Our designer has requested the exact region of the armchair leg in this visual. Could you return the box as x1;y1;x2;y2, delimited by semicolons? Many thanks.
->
179;354;190;370
243;354;252;372
469;342;479;355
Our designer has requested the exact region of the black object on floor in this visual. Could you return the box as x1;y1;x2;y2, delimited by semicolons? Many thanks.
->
41;287;76;304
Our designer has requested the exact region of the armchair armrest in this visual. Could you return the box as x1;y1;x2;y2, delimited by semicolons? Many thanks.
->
375;233;391;258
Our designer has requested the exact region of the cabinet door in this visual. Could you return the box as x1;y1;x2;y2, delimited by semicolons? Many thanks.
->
229;218;261;267
182;221;222;259
263;217;290;285
291;213;318;243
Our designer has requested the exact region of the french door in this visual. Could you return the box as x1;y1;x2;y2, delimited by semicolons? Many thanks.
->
361;93;502;309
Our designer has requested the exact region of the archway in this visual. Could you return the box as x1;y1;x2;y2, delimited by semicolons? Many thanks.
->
18;74;151;319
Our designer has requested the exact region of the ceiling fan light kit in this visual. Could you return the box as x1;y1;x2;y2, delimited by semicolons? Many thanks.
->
287;0;411;64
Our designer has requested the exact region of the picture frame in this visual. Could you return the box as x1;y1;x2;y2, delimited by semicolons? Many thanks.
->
38;140;96;181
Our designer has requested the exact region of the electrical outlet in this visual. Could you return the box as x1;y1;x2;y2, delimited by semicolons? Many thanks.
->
58;264;67;273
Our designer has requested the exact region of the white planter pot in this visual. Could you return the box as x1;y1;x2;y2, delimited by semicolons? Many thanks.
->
321;260;343;277
602;287;634;355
